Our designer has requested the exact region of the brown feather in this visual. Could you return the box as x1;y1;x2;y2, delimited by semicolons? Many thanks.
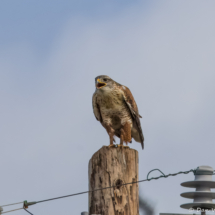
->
123;122;132;143
120;86;144;149
92;93;103;123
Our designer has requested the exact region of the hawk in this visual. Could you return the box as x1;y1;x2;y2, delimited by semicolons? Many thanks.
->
92;75;144;149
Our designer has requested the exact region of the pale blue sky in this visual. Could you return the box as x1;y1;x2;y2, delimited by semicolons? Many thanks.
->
0;0;149;56
1;1;215;215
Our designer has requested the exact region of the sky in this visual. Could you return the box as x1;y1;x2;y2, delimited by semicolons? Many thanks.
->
1;0;215;214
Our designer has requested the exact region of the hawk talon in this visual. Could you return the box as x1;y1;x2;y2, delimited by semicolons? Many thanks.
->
108;144;116;148
118;144;129;148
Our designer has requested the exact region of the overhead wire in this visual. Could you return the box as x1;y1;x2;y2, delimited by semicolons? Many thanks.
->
23;209;33;215
1;208;23;214
0;168;196;214
1;202;23;207
36;168;195;204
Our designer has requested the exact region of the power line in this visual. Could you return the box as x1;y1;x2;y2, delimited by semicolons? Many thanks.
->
1;208;23;214
36;168;195;204
0;168;196;214
23;208;33;215
1;202;23;207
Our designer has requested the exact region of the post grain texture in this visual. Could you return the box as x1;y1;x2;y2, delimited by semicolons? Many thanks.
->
89;146;139;215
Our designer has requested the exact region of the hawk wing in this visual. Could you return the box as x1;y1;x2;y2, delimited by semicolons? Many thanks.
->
92;92;102;123
121;86;144;149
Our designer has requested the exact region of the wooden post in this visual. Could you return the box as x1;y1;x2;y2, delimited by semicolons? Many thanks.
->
88;146;139;215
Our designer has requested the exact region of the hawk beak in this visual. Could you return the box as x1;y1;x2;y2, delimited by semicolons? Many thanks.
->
96;79;107;89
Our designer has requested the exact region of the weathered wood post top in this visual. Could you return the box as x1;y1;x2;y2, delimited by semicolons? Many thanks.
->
89;146;139;215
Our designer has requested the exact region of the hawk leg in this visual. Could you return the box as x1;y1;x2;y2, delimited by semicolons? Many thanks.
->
119;128;125;147
119;122;131;148
104;124;115;147
119;128;129;148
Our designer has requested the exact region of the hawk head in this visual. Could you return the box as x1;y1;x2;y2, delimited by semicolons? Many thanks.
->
95;75;115;90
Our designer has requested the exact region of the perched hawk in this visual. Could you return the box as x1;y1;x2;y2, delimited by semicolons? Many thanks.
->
92;75;144;149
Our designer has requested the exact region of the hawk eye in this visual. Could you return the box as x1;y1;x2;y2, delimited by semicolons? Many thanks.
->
103;78;107;82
